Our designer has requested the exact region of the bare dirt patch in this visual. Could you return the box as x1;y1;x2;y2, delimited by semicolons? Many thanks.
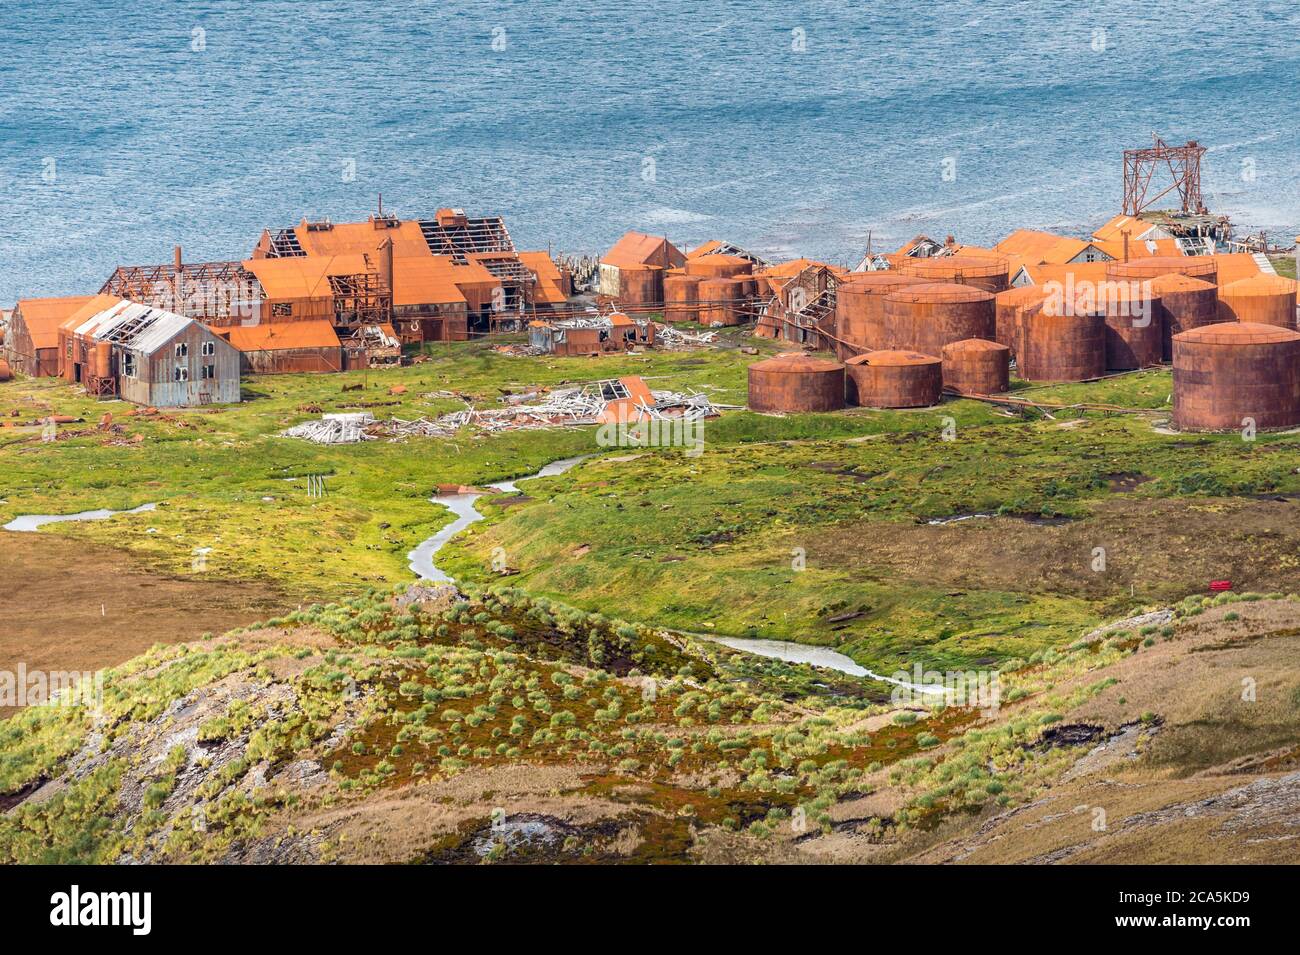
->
0;532;291;716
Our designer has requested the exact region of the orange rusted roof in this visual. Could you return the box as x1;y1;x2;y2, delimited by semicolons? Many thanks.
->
849;350;941;367
515;250;571;306
59;293;127;336
16;295;98;348
243;255;374;300
1092;214;1159;243
602;231;685;270
392;256;469;307
286;219;431;258
1020;261;1111;288
1211;253;1267;285
1219;274;1297;297
221;320;341;352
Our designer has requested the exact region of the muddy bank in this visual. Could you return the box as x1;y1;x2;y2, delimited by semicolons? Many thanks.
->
0;532;291;716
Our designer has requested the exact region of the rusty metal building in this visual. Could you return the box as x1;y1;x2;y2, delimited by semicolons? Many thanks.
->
598;231;685;306
217;321;344;374
1173;322;1300;431
62;299;240;405
4;295;95;377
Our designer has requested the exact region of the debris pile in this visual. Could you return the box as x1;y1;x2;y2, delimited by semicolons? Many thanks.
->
280;376;722;443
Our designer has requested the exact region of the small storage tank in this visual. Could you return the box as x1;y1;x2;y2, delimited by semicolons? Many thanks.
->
91;341;112;380
882;283;995;357
897;254;1010;293
1173;322;1300;431
687;254;753;279
941;338;1010;395
0;358;11;382
846;350;943;408
1150;273;1218;362
748;353;846;412
698;277;740;326
994;285;1048;359
663;274;702;323
834;272;923;358
1217;275;1298;329
1106;255;1218;285
1018;301;1106;382
1097;283;1162;369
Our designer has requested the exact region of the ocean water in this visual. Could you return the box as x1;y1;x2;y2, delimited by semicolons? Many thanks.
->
1;0;1298;303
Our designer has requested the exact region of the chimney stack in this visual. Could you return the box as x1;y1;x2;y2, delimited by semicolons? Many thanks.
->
174;245;183;271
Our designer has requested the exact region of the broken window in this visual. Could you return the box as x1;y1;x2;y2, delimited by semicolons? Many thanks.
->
201;364;215;380
122;352;137;377
272;303;292;317
174;365;189;382
201;340;215;356
175;342;189;358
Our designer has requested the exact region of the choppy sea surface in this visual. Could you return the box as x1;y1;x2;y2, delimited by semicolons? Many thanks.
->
1;0;1297;302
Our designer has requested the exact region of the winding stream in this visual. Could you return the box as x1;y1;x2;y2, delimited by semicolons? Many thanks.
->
408;455;591;583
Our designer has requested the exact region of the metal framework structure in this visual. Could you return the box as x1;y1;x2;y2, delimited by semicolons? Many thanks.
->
1123;136;1207;216
100;260;266;324
418;215;514;262
328;271;390;327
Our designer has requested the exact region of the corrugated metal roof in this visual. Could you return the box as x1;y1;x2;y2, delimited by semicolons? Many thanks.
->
74;300;199;355
220;320;341;351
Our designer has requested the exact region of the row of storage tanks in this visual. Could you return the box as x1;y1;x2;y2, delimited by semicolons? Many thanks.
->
663;255;767;326
748;253;1300;431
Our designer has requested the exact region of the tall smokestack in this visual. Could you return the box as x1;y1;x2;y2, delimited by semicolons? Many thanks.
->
1123;233;1130;262
174;245;183;271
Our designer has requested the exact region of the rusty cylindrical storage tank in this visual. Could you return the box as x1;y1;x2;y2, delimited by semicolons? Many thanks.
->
619;266;661;307
663;274;702;323
1150;273;1219;362
1173;322;1300;431
698;277;740;326
897;254;1010;293
1217;275;1298;329
845;350;943;408
0;358;11;382
1106;255;1218;285
834;272;923;359
1095;282;1162;370
747;353;846;413
994;285;1048;360
941;338;1010;395
882;283;995;357
1018;300;1106;382
686;254;752;280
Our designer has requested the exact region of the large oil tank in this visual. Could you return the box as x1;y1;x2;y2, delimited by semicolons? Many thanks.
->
941;338;1010;395
834;272;924;358
687;254;753;280
748;353;846;412
619;266;662;306
845;350;943;408
1150;273;1218;362
1018;300;1106;382
882;283;995;357
1106;255;1218;285
897;254;1010;293
1217;275;1298;329
698;277;740;326
1173;322;1300;431
1097;283;1162;369
994;285;1048;359
663;274;702;323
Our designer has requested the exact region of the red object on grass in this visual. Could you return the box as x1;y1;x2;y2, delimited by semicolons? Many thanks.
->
1209;580;1233;592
